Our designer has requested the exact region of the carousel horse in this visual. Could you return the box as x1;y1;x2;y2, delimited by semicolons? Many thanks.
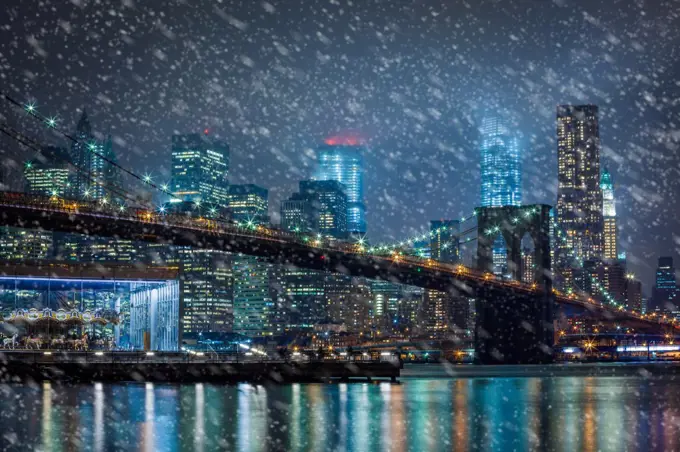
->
26;337;43;350
2;334;17;349
50;337;66;350
73;336;88;351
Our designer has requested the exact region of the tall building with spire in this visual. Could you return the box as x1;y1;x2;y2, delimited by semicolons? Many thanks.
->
601;168;618;261
480;115;521;276
556;105;604;266
314;137;366;234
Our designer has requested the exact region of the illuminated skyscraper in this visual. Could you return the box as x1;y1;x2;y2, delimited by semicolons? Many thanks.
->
601;168;618;261
480;116;521;208
227;184;269;225
652;257;677;312
280;196;316;233
179;249;233;339
67;112;121;201
24;146;70;196
171;132;229;205
314;138;366;234
430;220;460;263
232;255;277;337
480;115;521;276
299;180;347;239
556;105;604;265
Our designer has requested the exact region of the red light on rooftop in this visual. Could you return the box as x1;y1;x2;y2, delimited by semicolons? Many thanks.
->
203;128;209;135
324;135;363;146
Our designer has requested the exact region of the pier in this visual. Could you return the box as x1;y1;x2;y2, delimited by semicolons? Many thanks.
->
0;351;401;383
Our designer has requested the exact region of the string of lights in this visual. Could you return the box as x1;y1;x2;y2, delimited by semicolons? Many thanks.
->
2;94;178;200
0;122;140;207
551;219;626;312
367;210;478;254
3;95;248;226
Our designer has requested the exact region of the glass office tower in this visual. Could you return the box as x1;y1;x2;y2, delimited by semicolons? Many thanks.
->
314;139;366;234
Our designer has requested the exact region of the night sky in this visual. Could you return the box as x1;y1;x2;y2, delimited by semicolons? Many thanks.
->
1;0;679;291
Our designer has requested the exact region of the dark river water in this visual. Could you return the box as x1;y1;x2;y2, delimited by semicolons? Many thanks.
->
2;365;680;451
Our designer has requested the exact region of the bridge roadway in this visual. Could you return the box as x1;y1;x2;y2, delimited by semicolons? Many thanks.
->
0;192;674;336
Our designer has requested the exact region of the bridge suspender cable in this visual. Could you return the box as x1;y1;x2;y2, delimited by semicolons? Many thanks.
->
0;122;141;207
2;94;177;200
1;94;240;225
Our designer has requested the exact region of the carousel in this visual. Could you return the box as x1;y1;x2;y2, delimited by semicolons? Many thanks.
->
0;308;119;350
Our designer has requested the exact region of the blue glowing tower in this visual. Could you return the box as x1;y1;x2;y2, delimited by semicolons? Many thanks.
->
314;137;366;234
480;116;522;276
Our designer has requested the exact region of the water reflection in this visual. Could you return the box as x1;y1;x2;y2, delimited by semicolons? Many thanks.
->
2;373;680;451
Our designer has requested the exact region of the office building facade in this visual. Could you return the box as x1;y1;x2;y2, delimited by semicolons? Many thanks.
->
480;116;522;207
232;255;277;337
280;196;316;233
299;180;347;239
480;115;522;277
171;132;229;205
67;111;120;202
556;105;604;266
179;250;233;339
652;257;677;312
314;140;366;234
227;184;269;225
24;146;70;196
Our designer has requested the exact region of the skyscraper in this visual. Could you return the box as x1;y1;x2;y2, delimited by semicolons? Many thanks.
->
226;184;269;225
652;257;677;312
601;168;618;261
179;249;233;340
430;220;460;263
480;115;522;276
625;275;643;312
480;116;521;207
280;195;316;233
314;138;366;234
67;112;121;201
24;146;70;196
556;105;604;265
299;180;347;239
171;132;229;205
232;255;277;337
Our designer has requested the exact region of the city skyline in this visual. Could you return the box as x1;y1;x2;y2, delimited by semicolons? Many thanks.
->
1;0;679;292
2;103;675;295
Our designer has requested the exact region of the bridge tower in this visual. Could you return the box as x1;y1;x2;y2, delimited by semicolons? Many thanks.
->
475;204;554;364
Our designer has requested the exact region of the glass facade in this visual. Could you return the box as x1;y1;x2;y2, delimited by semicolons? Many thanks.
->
556;105;604;265
480;116;521;276
280;197;316;233
299;180;347;239
314;143;366;234
24;146;70;196
129;281;180;351
278;268;326;331
232;255;276;337
480;116;521;208
171;133;229;205
226;184;269;225
0;273;176;349
179;249;233;338
67;112;120;202
0;227;53;261
653;257;677;312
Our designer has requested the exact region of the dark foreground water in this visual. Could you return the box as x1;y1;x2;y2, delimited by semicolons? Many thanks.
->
2;365;680;451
